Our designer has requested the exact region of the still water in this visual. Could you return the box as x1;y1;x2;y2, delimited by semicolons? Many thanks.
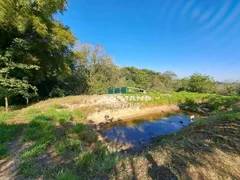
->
104;112;195;147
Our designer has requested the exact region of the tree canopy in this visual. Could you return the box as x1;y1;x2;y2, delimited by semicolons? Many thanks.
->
0;0;238;110
184;73;216;93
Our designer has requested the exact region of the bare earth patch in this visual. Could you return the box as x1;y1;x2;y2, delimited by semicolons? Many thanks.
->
0;138;32;180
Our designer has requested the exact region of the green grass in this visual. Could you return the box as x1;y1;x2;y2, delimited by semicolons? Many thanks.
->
193;118;209;128
22;115;55;142
0;123;25;159
23;108;42;120
123;91;212;105
123;91;240;111
51;104;68;109
0;106;5;112
75;142;118;179
0;143;8;159
210;111;240;122
21;140;52;159
55;138;82;156
70;123;86;135
69;123;98;143
16;107;112;179
21;114;56;161
2;92;239;179
72;110;86;121
45;109;72;124
0;111;18;122
23;108;72;124
54;170;79;180
18;159;37;178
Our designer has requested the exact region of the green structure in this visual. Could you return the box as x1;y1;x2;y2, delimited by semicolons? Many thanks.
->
115;88;121;94
108;87;147;94
108;88;114;94
121;87;127;94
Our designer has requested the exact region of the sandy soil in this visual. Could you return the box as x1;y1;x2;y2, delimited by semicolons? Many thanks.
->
87;105;179;123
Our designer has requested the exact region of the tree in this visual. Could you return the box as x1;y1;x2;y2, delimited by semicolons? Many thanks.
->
187;73;216;93
0;38;39;111
72;44;121;94
0;0;76;99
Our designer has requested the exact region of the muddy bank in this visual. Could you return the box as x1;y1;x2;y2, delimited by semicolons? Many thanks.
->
87;105;179;123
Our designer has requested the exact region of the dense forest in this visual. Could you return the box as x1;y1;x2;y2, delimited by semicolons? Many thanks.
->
0;0;239;107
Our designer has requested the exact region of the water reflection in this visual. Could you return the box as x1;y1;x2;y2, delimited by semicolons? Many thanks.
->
104;112;195;148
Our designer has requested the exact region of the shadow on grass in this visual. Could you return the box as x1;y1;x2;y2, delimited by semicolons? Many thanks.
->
112;112;240;179
0;123;26;178
145;153;177;180
0;114;118;180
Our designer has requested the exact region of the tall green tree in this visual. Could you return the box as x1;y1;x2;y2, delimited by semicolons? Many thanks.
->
0;0;76;99
187;73;216;93
0;38;39;111
73;44;121;94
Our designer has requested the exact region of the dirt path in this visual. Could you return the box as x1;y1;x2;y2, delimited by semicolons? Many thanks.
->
0;138;31;180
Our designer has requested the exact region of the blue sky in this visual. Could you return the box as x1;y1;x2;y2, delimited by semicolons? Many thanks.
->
58;0;240;81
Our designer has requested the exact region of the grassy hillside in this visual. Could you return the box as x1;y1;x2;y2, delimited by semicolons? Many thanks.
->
0;92;239;179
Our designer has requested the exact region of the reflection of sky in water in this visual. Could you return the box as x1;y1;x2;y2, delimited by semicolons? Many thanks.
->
104;113;191;147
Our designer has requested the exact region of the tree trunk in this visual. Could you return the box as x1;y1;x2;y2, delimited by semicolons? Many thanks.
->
5;97;8;112
26;97;29;105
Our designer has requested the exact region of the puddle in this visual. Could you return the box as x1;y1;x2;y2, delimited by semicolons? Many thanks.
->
103;112;197;148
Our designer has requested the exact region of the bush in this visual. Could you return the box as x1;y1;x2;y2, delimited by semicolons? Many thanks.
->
49;87;65;98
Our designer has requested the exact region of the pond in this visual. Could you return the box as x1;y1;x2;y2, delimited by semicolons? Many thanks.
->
103;112;197;149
